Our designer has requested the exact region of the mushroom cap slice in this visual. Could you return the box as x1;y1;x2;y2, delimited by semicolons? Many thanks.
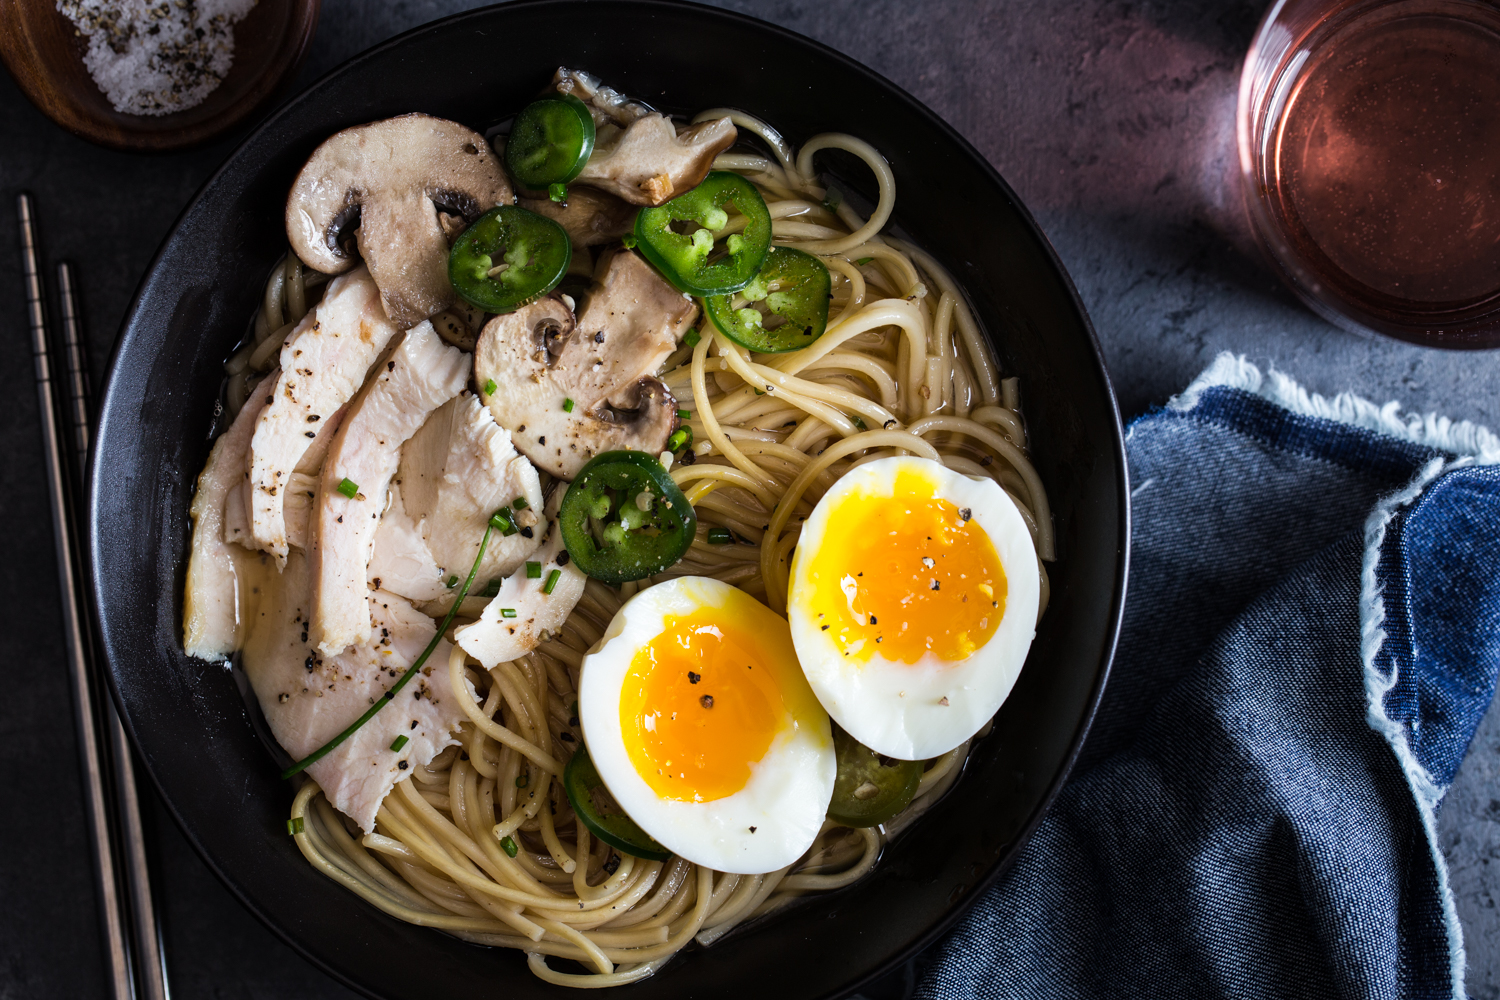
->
285;113;512;329
474;250;697;479
517;187;637;248
577;115;738;207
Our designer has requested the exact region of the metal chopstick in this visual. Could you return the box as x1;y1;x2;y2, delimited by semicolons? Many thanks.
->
18;193;150;1000
58;261;170;1000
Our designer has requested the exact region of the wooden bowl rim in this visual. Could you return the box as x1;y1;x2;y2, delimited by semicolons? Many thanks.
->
0;0;321;152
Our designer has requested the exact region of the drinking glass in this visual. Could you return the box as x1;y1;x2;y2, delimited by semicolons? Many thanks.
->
1238;0;1500;348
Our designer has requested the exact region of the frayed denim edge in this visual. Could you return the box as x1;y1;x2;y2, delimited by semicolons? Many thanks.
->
1361;456;1472;1000
1168;350;1500;999
1168;352;1500;463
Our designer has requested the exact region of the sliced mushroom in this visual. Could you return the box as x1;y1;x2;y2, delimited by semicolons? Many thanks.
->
552;67;652;127
577;115;737;207
517;187;637;248
474;249;697;479
285;114;512;330
548;68;736;206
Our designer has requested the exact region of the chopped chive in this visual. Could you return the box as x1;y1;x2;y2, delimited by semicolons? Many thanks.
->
287;816;304;835
543;569;561;595
501;607;518;618
526;561;542;579
480;578;502;598
280;518;499;779
548;182;568;203
621;234;638;249
490;508;517;536
515;773;529;788
500;835;519;858
337;477;359;499
563;397;575;413
683;327;701;348
389;735;409;752
678;409;692;420
707;527;732;545
856;256;874;265
667;427;691;452
483;378;497;395
851;414;867;430
512;497;530;511
445;575;459;589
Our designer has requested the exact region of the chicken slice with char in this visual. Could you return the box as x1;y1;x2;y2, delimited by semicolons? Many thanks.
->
241;548;469;833
248;267;400;566
455;486;585;669
183;369;278;659
310;322;469;655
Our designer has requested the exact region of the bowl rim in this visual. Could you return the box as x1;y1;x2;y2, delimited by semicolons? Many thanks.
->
90;1;1129;995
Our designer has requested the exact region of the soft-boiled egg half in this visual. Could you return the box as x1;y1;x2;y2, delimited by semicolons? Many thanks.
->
578;576;835;874
787;456;1039;761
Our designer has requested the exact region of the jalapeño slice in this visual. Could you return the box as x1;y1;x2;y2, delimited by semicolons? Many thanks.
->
705;246;831;353
634;172;772;296
449;205;571;314
564;744;672;861
558;450;696;585
826;727;924;828
505;94;596;189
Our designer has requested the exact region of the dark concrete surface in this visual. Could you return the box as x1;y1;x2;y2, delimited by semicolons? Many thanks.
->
2;1;1496;997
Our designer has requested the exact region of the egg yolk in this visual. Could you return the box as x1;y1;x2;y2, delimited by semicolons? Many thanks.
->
801;468;1007;663
620;610;788;802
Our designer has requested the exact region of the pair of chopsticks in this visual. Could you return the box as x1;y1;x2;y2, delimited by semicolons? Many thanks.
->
17;194;169;1000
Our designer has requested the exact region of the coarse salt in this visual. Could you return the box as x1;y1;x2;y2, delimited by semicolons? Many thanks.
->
57;0;257;117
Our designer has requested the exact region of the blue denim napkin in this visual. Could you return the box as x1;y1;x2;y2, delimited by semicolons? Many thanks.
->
916;354;1500;1000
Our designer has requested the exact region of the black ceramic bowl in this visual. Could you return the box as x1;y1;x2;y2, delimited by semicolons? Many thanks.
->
90;2;1128;997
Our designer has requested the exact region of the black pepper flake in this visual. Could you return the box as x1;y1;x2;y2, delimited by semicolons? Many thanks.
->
387;360;396;371
560;732;576;743
821;625;829;631
304;655;315;672
959;507;972;521
337;515;343;523
700;694;714;709
398;760;409;770
688;671;701;684
410;720;418;729
594;331;605;343
304;431;316;438
681;449;697;465
307;414;321;422
869;615;878;625
930;579;941;590
521;526;534;538
538;435;546;445
980;455;993;466
603;854;620;875
556;550;570;566
749;825;757;833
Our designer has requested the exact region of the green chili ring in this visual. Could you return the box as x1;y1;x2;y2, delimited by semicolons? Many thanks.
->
563;745;672;861
634;172;772;296
449;205;571;314
826;728;924;828
505;94;596;190
705;246;832;353
558;450;696;585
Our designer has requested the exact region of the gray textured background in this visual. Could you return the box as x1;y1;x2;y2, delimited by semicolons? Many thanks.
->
2;0;1497;997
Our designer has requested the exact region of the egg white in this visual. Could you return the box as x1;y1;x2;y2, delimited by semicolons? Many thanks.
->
578;576;835;875
787;456;1040;760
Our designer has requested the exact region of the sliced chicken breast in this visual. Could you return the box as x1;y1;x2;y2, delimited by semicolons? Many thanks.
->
309;322;469;655
403;395;543;583
241;549;470;833
248;267;400;566
184;371;278;659
367;483;447;602
455;487;585;669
